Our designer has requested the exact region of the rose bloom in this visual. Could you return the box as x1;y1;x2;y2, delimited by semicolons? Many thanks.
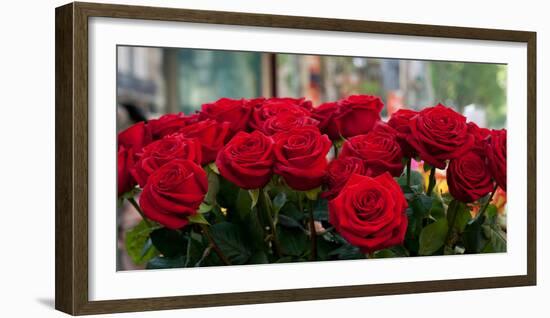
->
467;122;491;154
117;122;153;195
329;173;408;253
200;97;252;134
387;108;418;158
333;95;383;138
216;131;275;189
273;126;331;191
178;119;232;165
131;134;202;187
249;98;312;131
139;159;208;229
261;112;319;136
311;101;340;140
407;104;474;169
322;157;366;200
486;129;507;191
148;113;197;140
447;151;494;203
339;128;404;177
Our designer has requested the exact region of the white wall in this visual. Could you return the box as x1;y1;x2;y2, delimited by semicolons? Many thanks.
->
0;0;547;317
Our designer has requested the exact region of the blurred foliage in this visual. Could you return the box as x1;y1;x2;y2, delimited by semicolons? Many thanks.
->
430;62;507;128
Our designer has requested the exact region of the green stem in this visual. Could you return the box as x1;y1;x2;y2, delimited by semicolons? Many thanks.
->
406;158;412;187
261;189;282;258
333;143;339;158
307;199;317;261
127;197;152;228
199;223;232;266
426;167;436;196
477;184;499;220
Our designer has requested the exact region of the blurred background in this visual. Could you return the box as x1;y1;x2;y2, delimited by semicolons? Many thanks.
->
117;46;507;131
116;45;507;270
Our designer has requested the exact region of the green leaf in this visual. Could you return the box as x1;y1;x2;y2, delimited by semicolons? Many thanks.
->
248;250;269;264
278;214;305;230
430;195;445;220
418;218;448;255
272;192;287;215
328;244;364;260
313;198;329;221
198;202;213;213
124;220;158;265
236;188;253;219
277;226;308;257
410;194;433;219
150;228;186;257
279;201;303;221
305;186;322;201
209;222;252;264
373;246;410;258
208;162;220;174
248;189;260;209
188;213;210;225
481;224;507;253
447;200;471;233
204;170;220;205
146;255;186;269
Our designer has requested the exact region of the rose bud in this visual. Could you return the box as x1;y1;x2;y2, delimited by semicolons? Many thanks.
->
139;159;208;229
216;131;275;189
329;173;408;253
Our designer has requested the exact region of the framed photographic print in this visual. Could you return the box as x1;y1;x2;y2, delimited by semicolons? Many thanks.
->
55;1;536;315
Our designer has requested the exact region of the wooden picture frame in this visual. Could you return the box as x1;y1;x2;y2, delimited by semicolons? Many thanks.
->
55;2;536;315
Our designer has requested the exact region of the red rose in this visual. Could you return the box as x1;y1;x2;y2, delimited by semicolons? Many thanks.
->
117;122;153;196
117;146;136;196
131;134;202;187
249;98;312;131
139;160;208;229
273;126;331;191
312;101;340;140
340;129;404;177
486;129;507;191
387;109;418;157
148;113;194;140
322;157;366;200
329;173;408;253
447;152;494;203
333;95;383;138
216;131;275;189
118;121;152;152
407;104;474;169
261;112;319;136
178;119;232;165
267;97;313;111
200;98;252;134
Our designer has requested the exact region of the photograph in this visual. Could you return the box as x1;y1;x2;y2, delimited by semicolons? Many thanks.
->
116;46;507;270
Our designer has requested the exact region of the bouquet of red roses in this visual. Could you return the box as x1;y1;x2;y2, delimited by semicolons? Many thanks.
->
118;95;507;268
